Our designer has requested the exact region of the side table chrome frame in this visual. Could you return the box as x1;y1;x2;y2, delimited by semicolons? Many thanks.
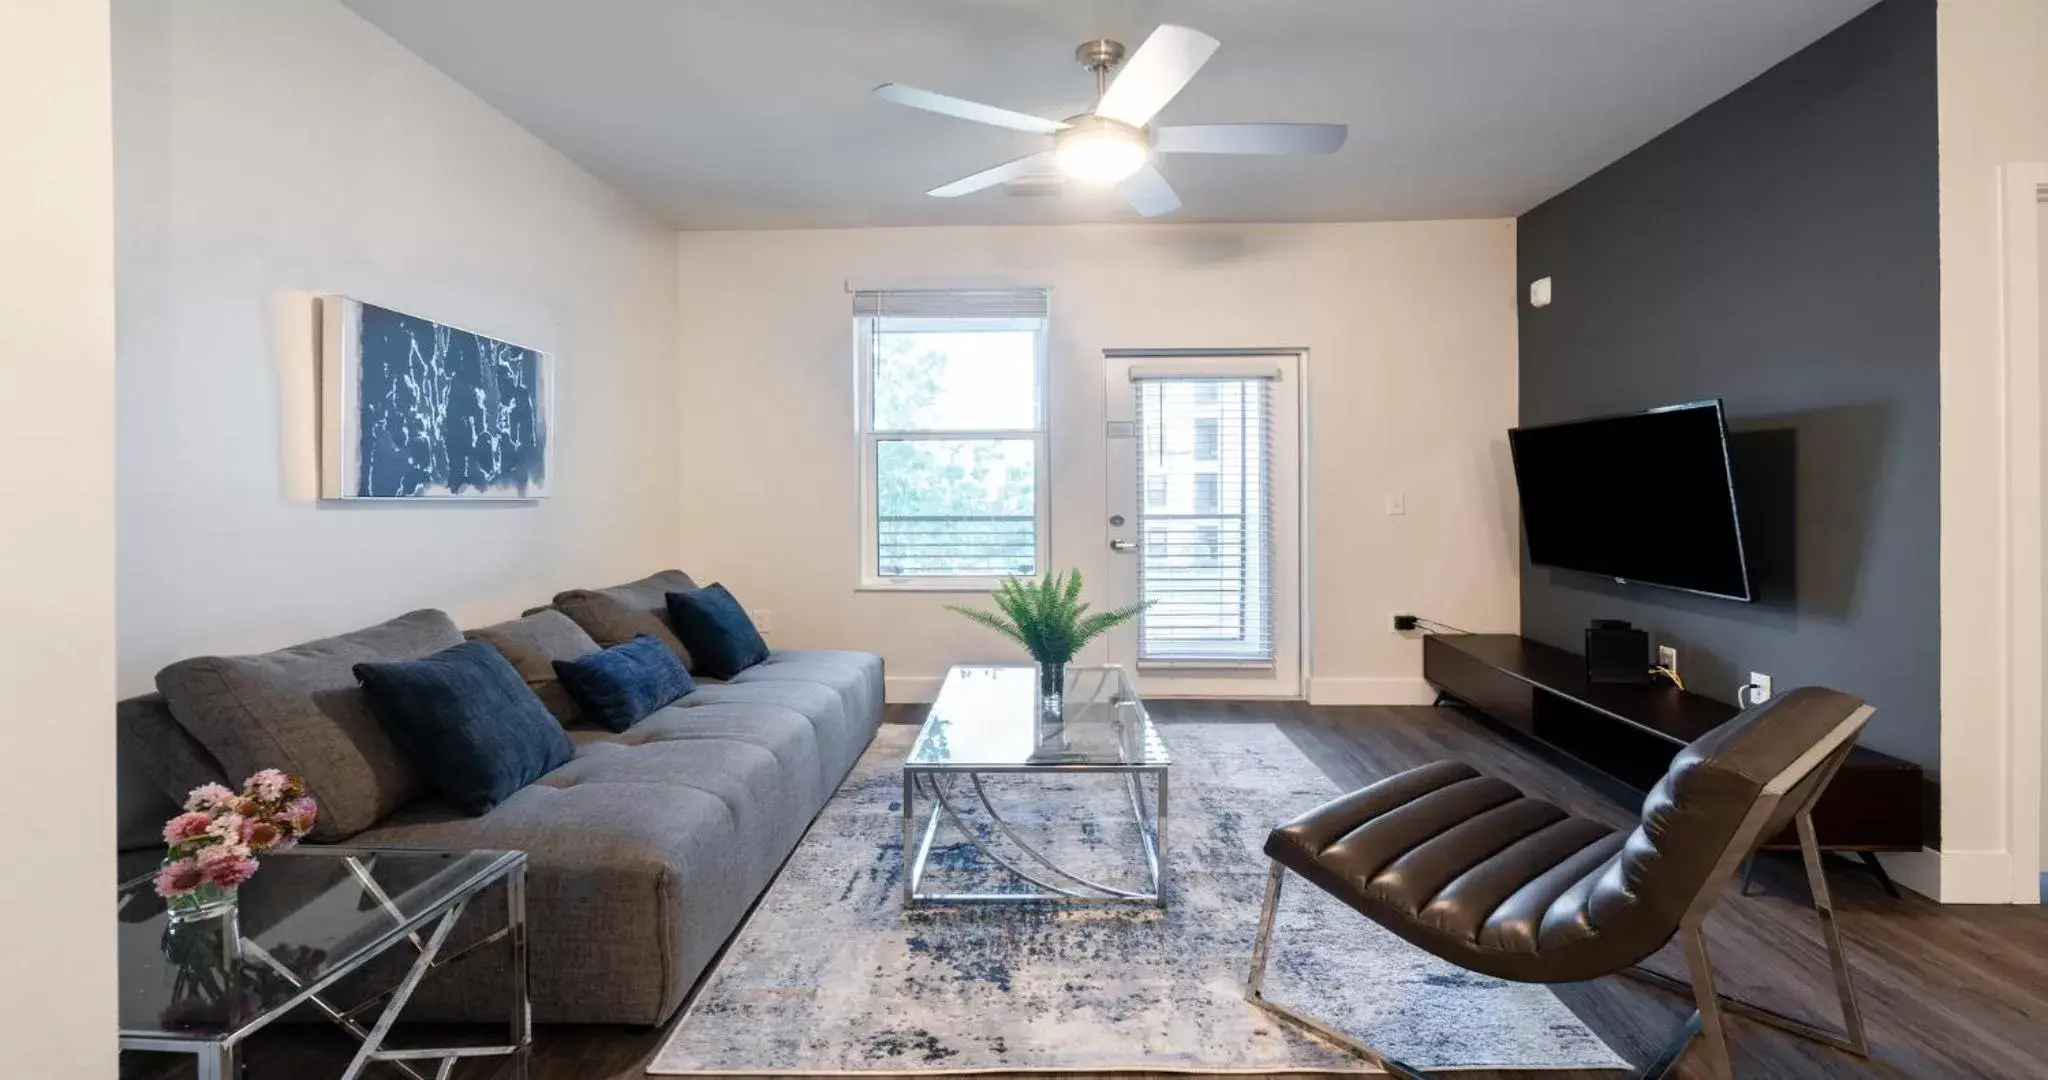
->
902;763;1168;906
1243;707;1874;1080
119;849;531;1080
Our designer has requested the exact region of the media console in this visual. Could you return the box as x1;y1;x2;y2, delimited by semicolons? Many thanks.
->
1422;633;1924;889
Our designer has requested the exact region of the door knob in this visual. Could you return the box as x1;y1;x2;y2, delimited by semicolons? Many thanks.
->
1110;539;1137;552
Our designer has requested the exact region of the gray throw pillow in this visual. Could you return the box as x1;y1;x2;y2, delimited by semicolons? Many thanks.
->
554;570;698;668
467;609;603;725
155;609;464;840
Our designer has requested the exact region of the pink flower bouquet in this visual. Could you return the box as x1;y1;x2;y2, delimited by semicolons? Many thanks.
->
156;769;317;919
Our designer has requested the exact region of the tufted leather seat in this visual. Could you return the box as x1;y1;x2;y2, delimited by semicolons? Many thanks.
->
1252;687;1877;1078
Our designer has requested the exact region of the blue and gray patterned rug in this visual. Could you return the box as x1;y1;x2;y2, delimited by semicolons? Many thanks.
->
649;723;1627;1075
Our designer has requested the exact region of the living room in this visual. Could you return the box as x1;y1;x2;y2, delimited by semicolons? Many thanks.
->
8;0;2048;1078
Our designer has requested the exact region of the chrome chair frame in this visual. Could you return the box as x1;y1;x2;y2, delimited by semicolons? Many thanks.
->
1244;705;1873;1079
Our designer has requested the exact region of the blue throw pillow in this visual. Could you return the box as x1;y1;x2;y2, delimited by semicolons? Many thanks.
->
665;583;770;679
552;634;695;733
354;640;574;816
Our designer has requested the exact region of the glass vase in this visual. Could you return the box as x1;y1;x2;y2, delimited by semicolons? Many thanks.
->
1035;660;1067;751
159;905;244;1029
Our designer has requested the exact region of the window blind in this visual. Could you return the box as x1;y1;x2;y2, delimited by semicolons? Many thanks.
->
851;288;1050;320
1132;375;1275;668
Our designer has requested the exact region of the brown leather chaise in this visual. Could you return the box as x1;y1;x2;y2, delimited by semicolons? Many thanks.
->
1246;687;1875;1080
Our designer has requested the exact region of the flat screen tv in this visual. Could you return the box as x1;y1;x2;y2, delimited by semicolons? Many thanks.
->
1508;400;1753;602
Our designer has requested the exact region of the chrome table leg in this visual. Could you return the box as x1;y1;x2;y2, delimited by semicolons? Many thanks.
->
507;866;532;1079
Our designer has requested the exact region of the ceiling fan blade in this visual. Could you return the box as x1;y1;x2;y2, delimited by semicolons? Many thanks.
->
1117;164;1182;218
927;151;1057;198
873;83;1068;135
1154;123;1348;155
1094;25;1220;128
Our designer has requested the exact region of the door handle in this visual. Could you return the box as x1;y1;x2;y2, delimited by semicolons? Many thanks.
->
1110;539;1137;552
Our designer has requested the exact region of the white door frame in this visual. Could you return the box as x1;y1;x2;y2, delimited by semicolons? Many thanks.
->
1103;346;1314;698
2001;165;2048;903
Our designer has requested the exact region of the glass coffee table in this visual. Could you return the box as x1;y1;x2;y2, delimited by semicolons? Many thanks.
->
117;846;529;1080
903;664;1169;906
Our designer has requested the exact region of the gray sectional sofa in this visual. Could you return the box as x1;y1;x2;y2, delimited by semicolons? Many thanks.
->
116;570;884;1025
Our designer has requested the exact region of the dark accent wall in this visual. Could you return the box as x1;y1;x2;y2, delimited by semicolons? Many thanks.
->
1515;0;1940;770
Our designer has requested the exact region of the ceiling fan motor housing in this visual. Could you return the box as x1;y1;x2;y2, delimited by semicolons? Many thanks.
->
1054;114;1149;184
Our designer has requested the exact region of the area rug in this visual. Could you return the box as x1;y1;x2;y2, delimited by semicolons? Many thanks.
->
648;723;1628;1075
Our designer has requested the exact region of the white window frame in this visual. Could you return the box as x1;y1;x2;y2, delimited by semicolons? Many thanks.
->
855;314;1051;591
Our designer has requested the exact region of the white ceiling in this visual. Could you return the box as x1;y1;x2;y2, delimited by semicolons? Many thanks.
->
344;0;1879;230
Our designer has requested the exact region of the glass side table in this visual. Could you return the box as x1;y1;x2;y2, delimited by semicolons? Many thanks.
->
117;846;529;1080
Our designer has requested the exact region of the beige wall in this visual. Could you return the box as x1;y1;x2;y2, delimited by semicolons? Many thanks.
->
113;0;681;694
1932;0;2048;901
676;221;1520;702
0;2;118;1074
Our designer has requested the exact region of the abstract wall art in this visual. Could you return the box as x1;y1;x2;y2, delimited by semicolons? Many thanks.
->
320;297;552;499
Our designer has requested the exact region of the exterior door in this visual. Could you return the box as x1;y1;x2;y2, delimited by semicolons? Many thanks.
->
1104;352;1302;697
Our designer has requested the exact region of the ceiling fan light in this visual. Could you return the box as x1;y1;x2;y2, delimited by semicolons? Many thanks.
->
1054;121;1147;185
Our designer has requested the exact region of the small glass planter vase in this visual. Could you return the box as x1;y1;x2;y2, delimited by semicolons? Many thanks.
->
1035;660;1067;751
159;903;245;1030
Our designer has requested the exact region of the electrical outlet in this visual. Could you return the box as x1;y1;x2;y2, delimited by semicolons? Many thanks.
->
1392;613;1419;632
751;609;774;635
1748;671;1772;704
1657;645;1678;675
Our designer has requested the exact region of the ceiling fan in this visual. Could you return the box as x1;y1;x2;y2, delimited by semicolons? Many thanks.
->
873;24;1347;218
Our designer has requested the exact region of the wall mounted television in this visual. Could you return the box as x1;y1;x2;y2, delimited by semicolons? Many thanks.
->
1508;400;1753;602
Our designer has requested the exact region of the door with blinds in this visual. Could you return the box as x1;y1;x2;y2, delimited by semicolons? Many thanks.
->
1104;352;1302;698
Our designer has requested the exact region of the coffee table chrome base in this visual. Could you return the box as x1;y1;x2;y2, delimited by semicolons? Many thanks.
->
902;766;1168;906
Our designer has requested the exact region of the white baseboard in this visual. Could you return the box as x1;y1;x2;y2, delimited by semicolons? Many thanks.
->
1305;676;1437;707
1883;847;2020;903
885;675;944;704
893;674;1436;707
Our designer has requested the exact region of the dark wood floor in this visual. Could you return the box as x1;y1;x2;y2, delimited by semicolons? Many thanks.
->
123;702;2048;1079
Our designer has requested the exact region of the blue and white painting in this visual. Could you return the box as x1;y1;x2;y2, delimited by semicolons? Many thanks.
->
320;297;551;499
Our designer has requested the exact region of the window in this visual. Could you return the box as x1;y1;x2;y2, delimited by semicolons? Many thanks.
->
1193;417;1220;461
855;289;1049;588
1194;473;1220;513
1145;474;1168;508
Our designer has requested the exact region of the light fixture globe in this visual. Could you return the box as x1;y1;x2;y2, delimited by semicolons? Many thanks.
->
1054;115;1147;185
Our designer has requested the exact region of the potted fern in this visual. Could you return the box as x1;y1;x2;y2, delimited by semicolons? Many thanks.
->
946;570;1150;725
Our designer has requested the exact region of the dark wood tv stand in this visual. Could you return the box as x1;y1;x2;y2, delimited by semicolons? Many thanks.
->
1422;633;1923;893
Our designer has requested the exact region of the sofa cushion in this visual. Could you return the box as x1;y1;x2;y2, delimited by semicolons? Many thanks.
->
665;584;769;679
680;675;874;791
355;640;575;816
156;609;463;840
116;693;229;809
554;570;697;667
730;651;885;769
346;706;824;1024
466;609;601;725
552;634;695;732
